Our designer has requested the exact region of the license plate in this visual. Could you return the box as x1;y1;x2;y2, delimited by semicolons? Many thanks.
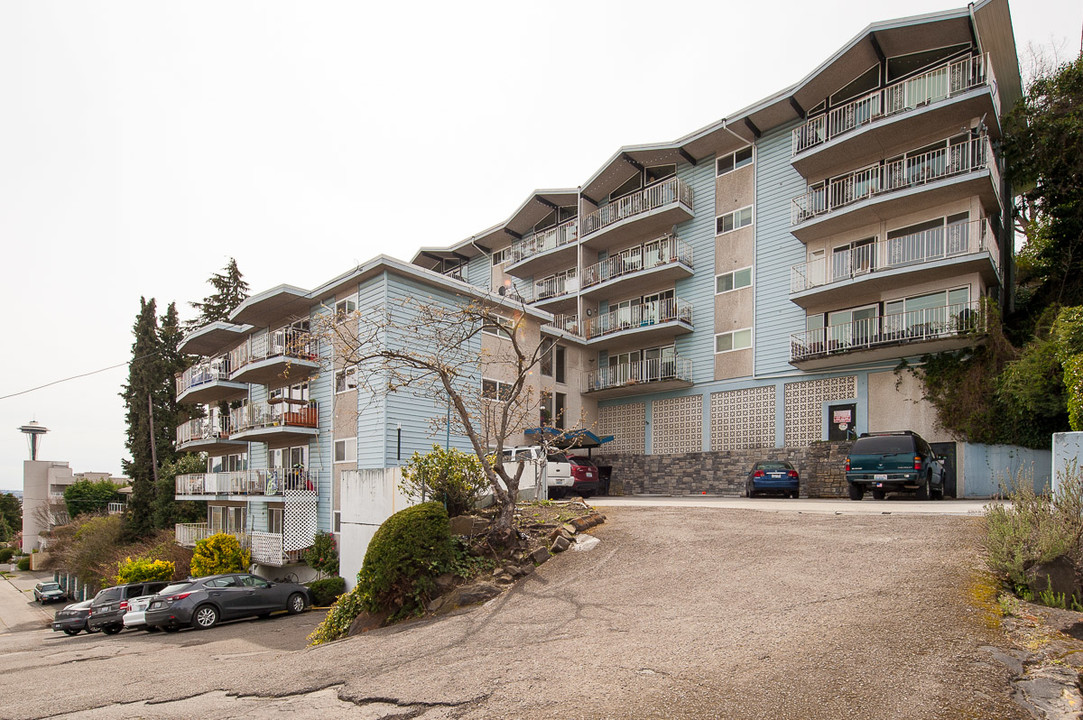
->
874;474;888;481
769;473;784;479
52;623;61;630
585;473;593;478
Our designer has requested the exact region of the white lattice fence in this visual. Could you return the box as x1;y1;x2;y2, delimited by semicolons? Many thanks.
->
283;488;319;553
250;531;284;566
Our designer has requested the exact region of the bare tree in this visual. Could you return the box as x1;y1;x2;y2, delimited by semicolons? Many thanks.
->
314;294;555;550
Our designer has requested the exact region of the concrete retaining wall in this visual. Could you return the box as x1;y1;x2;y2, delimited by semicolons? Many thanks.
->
1053;432;1083;494
957;443;1051;497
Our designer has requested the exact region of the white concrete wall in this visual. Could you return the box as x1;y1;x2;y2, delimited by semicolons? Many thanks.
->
1052;432;1083;494
338;468;414;591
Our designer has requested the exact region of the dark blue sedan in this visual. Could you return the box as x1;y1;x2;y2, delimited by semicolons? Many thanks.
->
746;461;800;498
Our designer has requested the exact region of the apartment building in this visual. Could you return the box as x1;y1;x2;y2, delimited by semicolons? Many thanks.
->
413;0;1020;474
173;0;1021;567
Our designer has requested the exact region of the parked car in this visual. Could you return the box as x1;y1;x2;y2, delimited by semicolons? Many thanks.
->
845;431;946;501
33;581;67;604
567;456;599;498
87;581;171;635
746;461;800;498
122;594;160;632
144;573;312;631
498;446;580;499
52;599;95;636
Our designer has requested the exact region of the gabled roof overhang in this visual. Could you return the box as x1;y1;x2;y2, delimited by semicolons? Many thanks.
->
178;321;252;356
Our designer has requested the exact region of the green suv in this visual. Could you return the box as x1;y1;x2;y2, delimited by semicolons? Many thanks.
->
845;431;946;501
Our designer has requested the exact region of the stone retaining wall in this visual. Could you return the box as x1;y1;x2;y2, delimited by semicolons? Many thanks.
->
594;441;853;498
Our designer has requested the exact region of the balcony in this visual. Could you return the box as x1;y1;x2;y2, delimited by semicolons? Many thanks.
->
790;133;1000;243
791;54;1000;177
533;271;579;307
789;218;1000;307
175;417;247;454
790;300;985;369
229;402;319;444
581;236;694;301
543;313;583;338
175;469;320;500
173;525;304;567
107;502;126;515
584;297;693;347
506;219;579;278
176;357;247;405
581;177;694;251
228;328;320;388
584;355;693;399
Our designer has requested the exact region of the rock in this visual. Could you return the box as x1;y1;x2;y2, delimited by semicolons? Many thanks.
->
530;546;550;565
551;535;571;553
562;523;577;535
1026;555;1079;604
570;516;593;532
449;515;490;536
456;583;502;605
493;571;515;585
573;534;600;552
518;563;534;576
347;610;389;636
434;573;456;592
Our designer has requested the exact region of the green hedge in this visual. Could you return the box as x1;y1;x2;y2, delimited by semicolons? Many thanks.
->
308;576;346;606
16;557;30;571
0;547;14;563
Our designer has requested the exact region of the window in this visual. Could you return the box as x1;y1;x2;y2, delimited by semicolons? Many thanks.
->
610;173;642;201
715;328;753;353
645;164;676;184
540;338;555;377
492;248;507;266
335;366;358;393
332;510;341;534
716;267;753;294
555;345;566;384
334;438;357;464
716;206;753;235
716;147;753;176
481;314;513;337
334;298;356;322
555;392;567;429
482;378;514;402
268;507;283;535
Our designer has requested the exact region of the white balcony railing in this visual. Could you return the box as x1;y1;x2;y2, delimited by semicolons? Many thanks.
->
792;53;996;155
545;313;582;337
582;177;693;237
582;236;693;288
585;355;693;392
176;416;234;446
790;300;985;362
107;502;126;515
791;133;995;225
174;523;248;549
584;297;692;340
508;219;579;266
790;218;999;293
176;469;320;497
230;402;319;433
176;356;232;397
535;271;579;302
228;327;319;377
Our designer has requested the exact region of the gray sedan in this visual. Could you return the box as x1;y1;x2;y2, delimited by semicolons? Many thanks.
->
144;573;312;631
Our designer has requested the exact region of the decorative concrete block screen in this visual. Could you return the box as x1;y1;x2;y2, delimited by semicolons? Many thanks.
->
600;403;646;454
784;375;857;447
711;386;776;450
652;395;702;455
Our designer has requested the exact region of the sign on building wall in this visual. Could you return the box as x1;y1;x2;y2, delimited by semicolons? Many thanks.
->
828;403;857;442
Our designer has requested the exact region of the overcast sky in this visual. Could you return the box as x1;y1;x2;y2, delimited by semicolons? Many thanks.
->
0;0;1078;488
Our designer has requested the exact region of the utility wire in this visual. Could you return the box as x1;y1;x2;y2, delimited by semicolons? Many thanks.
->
0;351;163;401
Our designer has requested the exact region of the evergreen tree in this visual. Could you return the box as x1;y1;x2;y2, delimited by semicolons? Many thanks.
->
187;258;250;329
120;297;171;540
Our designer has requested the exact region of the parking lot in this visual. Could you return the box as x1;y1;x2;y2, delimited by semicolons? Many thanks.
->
0;500;1026;720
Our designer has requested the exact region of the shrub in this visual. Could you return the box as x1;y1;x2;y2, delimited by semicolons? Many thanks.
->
401;446;487;517
308;576;346;607
116;557;175;584
0;547;14;563
63;479;121;518
985;463;1083;591
307;585;369;646
16;557;30;571
190;533;250;577
302;532;339;577
359;502;456;619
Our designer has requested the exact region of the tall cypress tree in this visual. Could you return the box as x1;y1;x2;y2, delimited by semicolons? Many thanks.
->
120;297;171;540
187;258;250;329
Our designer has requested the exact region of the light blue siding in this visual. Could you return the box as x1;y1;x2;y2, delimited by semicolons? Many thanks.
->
467;252;489;288
674;159;717;385
355;275;390;469
309;301;334;532
754;122;808;376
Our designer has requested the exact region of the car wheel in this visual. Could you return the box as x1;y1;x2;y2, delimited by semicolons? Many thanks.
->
847;483;864;501
916;474;931;501
102;624;123;635
192;605;219;630
63;628;80;636
287;593;307;615
872;489;886;501
746;483;755;498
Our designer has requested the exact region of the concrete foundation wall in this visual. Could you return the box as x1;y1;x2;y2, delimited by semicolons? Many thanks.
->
1053;432;1083;494
958;443;1051;497
339;468;414;590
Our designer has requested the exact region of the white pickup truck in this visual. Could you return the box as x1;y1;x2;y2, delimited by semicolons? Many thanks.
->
499;446;597;499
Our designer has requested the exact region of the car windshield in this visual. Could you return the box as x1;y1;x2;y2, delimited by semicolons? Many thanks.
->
569;457;594;467
158;583;192;596
41;583;60;591
854;436;913;454
757;462;793;471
